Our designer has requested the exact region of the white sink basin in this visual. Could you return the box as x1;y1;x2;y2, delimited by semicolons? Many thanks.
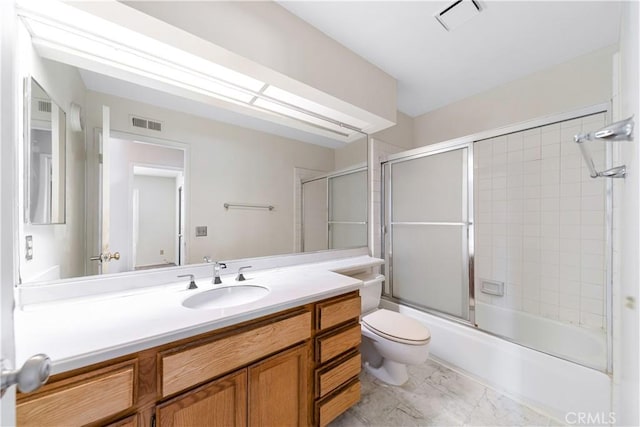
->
182;285;270;310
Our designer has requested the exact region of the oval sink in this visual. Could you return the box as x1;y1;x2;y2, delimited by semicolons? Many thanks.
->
182;285;269;310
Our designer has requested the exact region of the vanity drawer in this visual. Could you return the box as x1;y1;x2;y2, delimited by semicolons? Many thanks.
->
316;322;361;364
17;360;136;427
316;293;361;331
160;310;312;397
316;378;361;427
316;351;361;398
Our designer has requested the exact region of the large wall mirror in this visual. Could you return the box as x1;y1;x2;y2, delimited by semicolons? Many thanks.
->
24;77;66;225
18;25;368;284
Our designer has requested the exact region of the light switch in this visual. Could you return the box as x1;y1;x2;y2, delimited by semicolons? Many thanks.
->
195;226;207;237
25;235;33;261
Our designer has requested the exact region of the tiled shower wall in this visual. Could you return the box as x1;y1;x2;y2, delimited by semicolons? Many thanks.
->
474;113;607;331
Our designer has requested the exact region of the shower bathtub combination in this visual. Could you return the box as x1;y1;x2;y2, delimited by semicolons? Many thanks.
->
378;106;633;421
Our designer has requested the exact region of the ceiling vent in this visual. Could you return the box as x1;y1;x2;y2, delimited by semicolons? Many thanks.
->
435;0;482;31
131;115;162;132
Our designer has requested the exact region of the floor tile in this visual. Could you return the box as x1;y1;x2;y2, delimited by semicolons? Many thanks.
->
329;358;554;427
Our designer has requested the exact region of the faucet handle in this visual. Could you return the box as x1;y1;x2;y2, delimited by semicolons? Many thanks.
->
178;274;197;290
203;256;211;263
236;266;252;281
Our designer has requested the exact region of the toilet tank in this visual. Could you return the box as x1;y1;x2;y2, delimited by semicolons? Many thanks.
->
352;273;385;313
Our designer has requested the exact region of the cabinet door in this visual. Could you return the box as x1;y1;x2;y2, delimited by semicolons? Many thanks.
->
156;370;247;427
248;344;309;427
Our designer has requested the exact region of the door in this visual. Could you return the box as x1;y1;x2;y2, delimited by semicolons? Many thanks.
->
384;144;474;322
156;370;247;427
99;105;112;273
89;106;121;274
248;344;308;426
1;0;18;421
1;2;50;420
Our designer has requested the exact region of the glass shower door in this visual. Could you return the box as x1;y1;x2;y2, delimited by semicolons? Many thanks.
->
384;144;473;322
328;169;367;249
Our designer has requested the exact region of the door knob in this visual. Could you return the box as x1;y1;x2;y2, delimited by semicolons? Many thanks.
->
1;354;51;397
89;252;121;262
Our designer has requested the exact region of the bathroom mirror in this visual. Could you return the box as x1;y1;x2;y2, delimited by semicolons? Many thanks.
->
24;77;66;225
18;50;368;283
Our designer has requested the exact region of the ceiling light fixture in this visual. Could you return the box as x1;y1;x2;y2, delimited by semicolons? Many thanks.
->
17;0;367;140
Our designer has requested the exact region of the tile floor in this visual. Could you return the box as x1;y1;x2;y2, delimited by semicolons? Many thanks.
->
330;358;560;427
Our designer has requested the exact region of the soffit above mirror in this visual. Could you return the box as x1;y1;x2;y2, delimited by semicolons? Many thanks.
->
17;0;396;144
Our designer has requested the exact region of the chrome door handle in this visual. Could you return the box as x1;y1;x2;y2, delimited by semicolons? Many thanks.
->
1;354;51;397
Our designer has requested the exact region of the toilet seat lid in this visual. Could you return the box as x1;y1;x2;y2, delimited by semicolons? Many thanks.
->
362;309;431;343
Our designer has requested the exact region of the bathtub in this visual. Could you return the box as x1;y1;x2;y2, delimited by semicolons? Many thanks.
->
381;299;612;423
475;301;607;371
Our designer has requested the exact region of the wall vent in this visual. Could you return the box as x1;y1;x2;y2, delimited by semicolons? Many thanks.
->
147;120;162;132
131;115;163;132
37;99;52;113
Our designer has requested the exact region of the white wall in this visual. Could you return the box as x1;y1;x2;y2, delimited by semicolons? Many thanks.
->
85;90;336;264
612;1;640;425
18;25;87;283
414;45;617;146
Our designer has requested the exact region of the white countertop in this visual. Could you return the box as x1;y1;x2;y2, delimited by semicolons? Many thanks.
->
14;255;383;374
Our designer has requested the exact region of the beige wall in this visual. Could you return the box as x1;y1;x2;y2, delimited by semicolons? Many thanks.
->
334;111;414;171
414;45;617;146
85;91;336;265
372;111;415;150
18;30;87;282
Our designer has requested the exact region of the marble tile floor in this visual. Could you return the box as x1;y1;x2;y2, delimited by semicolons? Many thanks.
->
330;358;561;427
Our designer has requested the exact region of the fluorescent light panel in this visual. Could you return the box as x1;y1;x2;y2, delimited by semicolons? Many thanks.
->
18;1;367;140
262;86;370;130
253;98;353;137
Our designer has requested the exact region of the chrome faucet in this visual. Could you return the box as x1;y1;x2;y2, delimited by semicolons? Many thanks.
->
236;266;252;281
203;256;226;284
212;262;227;284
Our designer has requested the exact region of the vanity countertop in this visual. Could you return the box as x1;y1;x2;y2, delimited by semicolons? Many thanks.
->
14;255;383;374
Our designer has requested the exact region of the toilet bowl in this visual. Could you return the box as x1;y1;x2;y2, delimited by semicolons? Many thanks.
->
356;274;431;386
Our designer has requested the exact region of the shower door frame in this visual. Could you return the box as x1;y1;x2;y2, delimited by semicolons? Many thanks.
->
380;102;614;372
382;140;476;326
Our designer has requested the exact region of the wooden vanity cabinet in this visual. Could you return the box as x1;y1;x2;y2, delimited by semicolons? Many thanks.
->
313;292;362;426
16;291;362;427
156;370;248;427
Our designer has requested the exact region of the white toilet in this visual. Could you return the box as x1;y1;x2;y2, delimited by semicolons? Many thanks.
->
358;273;431;386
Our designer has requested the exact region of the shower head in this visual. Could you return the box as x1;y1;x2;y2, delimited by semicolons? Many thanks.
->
574;116;635;143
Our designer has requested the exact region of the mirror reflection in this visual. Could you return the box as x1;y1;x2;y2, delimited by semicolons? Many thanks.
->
19;53;368;284
26;78;66;225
